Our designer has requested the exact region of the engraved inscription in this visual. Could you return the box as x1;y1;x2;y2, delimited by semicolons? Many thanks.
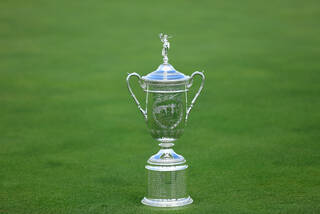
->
152;94;183;129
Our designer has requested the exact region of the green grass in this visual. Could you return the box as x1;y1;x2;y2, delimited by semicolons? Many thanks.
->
1;0;320;213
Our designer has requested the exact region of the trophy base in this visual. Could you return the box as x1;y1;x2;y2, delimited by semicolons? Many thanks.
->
142;148;192;208
141;196;193;207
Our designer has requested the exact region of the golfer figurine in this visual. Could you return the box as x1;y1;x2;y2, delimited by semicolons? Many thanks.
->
160;33;170;64
126;33;205;207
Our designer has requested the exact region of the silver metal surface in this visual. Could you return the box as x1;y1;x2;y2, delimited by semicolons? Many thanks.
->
186;71;205;121
142;63;189;82
147;148;186;165
141;196;193;207
145;164;188;171
126;33;204;208
143;165;191;207
159;33;171;64
126;72;147;120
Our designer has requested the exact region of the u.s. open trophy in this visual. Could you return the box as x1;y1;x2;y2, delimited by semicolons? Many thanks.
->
126;34;205;207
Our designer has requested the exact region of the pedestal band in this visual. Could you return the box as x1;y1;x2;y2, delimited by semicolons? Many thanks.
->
145;165;188;172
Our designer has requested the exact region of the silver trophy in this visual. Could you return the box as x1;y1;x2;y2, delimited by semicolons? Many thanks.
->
126;34;205;207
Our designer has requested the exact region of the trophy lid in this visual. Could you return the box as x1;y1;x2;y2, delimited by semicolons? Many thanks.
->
142;63;189;82
142;33;189;83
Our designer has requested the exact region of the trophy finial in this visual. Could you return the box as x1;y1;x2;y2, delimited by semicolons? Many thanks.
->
159;33;171;64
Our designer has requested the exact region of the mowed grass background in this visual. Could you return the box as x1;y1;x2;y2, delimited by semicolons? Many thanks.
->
1;0;320;213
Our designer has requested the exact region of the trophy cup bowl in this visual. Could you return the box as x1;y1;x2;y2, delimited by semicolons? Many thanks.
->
126;34;205;207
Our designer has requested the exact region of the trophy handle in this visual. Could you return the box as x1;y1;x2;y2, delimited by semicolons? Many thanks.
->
186;71;205;121
126;73;148;120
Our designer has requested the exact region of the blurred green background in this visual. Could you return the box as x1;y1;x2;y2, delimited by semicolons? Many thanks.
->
1;0;320;213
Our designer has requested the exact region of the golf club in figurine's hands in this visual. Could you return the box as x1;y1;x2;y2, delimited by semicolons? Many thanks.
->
126;33;205;207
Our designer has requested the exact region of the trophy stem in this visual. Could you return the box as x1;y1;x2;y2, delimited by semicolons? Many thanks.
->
158;142;174;148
